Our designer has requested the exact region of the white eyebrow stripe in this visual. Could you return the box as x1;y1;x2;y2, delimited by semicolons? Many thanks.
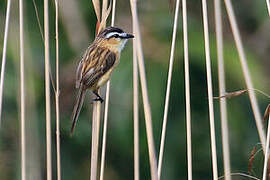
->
105;32;121;39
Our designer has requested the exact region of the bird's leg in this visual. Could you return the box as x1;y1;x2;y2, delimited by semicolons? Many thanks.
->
92;90;104;103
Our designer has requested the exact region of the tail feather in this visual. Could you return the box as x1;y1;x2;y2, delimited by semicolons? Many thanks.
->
70;86;86;135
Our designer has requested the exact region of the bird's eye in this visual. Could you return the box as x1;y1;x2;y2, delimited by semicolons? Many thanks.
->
113;34;119;38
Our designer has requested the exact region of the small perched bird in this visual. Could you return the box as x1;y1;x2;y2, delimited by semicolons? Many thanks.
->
71;26;134;135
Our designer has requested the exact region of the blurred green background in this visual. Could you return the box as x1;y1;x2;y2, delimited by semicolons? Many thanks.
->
0;0;269;179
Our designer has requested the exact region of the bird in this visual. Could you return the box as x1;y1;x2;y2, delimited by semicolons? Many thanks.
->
71;26;134;135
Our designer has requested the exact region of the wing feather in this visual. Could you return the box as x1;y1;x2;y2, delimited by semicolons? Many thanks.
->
83;50;116;88
76;44;96;88
76;45;116;89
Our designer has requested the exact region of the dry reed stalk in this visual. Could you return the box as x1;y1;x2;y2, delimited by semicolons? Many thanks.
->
262;113;270;180
32;0;44;42
92;0;101;23
91;2;112;179
182;0;192;179
9;18;43;179
266;0;270;16
54;0;61;179
19;0;26;179
99;0;116;179
213;89;248;99
223;0;266;150
102;0;108;21
0;0;11;126
219;173;260;180
90;1;102;179
251;89;270;99
130;0;158;179
132;25;139;180
158;0;180;178
201;0;218;179
44;0;52;179
91;97;101;180
214;89;270;100
131;1;139;179
214;0;231;179
31;0;56;94
248;146;257;174
99;84;110;180
264;105;270;123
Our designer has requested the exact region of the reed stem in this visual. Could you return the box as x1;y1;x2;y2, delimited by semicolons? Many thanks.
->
158;0;180;178
182;0;193;179
262;114;270;180
202;0;218;179
130;1;158;179
44;0;52;179
54;0;61;179
19;0;26;179
0;0;11;126
224;0;266;151
99;2;117;179
214;0;231;179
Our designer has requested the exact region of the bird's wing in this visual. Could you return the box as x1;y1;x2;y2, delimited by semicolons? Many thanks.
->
81;47;116;88
75;44;98;88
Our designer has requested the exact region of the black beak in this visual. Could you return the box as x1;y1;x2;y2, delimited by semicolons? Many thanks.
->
123;33;134;39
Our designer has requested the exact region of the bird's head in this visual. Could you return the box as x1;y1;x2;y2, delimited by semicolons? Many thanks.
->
97;26;134;52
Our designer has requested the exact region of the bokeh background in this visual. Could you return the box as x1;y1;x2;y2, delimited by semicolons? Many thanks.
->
0;0;270;179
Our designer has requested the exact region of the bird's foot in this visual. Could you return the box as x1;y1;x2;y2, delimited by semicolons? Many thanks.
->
92;97;104;103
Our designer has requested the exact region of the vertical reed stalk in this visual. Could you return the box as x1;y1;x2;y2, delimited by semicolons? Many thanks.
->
223;0;266;150
158;0;180;178
19;0;26;179
44;0;52;179
131;2;140;179
266;0;270;16
263;8;270;180
130;1;158;179
90;0;104;179
182;0;192;179
99;81;110;180
101;0;108;21
54;0;61;179
202;0;218;179
99;0;117;179
262;114;270;180
91;99;101;180
0;0;11;126
214;0;231;180
133;32;140;180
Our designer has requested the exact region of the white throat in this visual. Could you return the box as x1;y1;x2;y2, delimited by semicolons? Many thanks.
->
118;39;128;52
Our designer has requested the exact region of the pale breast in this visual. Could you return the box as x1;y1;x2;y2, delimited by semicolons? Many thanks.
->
96;68;113;88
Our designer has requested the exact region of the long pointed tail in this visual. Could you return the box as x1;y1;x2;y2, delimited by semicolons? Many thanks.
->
70;86;86;135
